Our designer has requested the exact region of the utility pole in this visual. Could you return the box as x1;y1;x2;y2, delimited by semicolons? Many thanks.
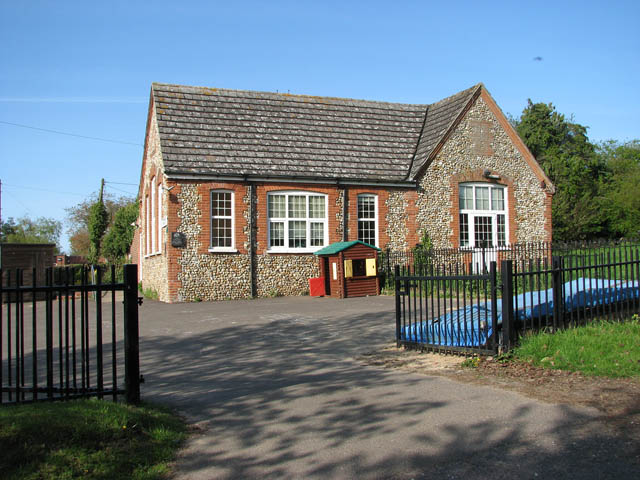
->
99;178;105;204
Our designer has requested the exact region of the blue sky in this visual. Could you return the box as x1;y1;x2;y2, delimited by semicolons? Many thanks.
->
1;0;638;252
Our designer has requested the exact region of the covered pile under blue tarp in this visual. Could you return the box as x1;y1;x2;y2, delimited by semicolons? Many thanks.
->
402;303;494;347
401;278;640;347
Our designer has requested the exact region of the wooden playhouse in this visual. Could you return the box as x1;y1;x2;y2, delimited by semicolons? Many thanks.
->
312;241;381;298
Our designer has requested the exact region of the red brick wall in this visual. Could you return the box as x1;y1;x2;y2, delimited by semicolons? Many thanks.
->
543;191;553;243
448;168;518;248
162;180;419;301
344;186;395;248
164;180;249;301
254;182;343;254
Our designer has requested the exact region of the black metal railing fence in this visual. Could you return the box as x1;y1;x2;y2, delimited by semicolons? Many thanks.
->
503;248;640;348
381;239;640;289
1;264;140;405
396;245;640;354
395;262;499;355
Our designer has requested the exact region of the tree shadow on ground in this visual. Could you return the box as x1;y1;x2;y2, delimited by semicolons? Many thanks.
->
137;298;639;479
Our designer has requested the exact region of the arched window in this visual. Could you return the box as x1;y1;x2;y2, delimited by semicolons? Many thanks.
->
150;178;156;254
459;183;507;248
145;195;150;255
157;182;163;253
267;191;327;252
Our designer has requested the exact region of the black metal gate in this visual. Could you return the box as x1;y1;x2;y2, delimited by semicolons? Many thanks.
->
395;263;499;355
1;264;140;405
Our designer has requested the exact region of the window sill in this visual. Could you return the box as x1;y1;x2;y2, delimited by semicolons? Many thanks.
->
208;248;238;253
143;252;162;258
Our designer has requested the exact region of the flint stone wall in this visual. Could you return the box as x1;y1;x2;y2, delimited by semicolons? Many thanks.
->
256;254;319;297
176;184;251;301
176;184;318;301
415;96;549;248
385;191;409;251
140;103;170;301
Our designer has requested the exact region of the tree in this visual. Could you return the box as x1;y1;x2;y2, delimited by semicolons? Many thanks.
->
66;193;134;257
514;100;607;241
0;216;62;250
597;140;640;238
0;217;18;242
102;201;139;264
87;182;109;264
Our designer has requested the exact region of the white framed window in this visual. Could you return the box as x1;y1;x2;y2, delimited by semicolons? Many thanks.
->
357;194;378;247
150;178;156;254
209;190;235;252
157;182;163;253
459;183;508;248
267;191;327;253
145;195;150;256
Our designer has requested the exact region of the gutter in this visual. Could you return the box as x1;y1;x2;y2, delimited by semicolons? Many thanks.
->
166;172;416;189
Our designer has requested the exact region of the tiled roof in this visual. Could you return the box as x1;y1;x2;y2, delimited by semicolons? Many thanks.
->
151;83;482;183
410;84;481;178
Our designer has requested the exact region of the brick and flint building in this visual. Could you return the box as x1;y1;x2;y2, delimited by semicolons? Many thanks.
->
133;82;554;302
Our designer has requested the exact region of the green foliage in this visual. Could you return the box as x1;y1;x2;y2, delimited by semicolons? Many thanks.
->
514;100;607;241
0;216;62;251
103;201;139;264
514;100;640;241
66;193;135;257
87;196;109;264
0;399;187;480
140;285;159;300
597;140;640;238
461;356;480;368
513;318;640;377
412;231;434;267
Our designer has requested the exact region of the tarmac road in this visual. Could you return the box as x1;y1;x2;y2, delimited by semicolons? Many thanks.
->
138;295;639;479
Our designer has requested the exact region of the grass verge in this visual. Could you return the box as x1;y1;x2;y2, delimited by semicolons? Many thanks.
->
0;399;187;480
512;316;640;377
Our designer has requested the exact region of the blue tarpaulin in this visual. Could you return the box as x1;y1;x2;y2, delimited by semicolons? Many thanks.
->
401;278;640;347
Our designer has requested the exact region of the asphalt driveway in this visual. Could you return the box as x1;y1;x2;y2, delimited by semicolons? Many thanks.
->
138;295;638;479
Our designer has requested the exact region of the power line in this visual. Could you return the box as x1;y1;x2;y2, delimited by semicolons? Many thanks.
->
5;182;137;198
3;189;33;216
2;183;87;197
105;181;139;186
0;120;143;147
104;184;137;196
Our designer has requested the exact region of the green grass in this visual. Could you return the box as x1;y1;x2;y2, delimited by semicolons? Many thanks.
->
512;316;640;377
0;399;187;480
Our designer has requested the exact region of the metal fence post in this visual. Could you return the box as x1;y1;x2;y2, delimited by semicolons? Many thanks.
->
123;264;140;404
45;268;54;400
395;265;401;347
489;261;499;353
501;260;514;352
386;248;391;282
552;257;564;332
